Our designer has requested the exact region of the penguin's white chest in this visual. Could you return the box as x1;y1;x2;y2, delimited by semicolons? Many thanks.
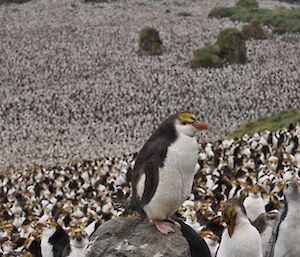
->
244;196;265;221
217;222;262;257
68;246;87;257
143;133;198;220
41;237;53;257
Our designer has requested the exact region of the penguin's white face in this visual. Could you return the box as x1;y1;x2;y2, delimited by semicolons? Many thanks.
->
175;112;208;137
69;229;88;248
284;176;300;201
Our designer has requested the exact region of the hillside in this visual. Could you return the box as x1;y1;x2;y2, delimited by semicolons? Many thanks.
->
0;0;300;167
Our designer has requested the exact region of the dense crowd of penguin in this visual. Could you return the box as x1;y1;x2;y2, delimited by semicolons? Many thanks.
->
1;118;299;257
1;0;300;168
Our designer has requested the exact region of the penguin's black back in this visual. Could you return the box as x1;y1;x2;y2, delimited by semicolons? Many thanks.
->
130;115;177;212
177;220;212;257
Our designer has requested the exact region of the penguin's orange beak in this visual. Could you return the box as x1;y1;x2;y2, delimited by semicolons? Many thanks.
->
192;121;209;130
228;224;235;238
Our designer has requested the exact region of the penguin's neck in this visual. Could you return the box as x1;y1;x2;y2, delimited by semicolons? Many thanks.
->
236;211;250;226
169;132;198;173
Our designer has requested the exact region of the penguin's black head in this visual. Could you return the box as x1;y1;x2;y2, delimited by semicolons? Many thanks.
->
174;112;208;137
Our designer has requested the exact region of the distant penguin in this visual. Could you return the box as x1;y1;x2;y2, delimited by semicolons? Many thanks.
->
199;230;219;257
217;199;263;257
131;112;208;234
243;186;266;222
62;228;88;257
273;176;300;257
40;219;69;257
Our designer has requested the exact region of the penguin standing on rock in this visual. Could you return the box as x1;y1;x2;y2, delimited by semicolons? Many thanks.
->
272;176;300;257
217;199;263;257
130;112;208;234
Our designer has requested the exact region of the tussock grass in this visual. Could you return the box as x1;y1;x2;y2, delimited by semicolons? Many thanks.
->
209;1;300;34
139;27;163;56
191;28;246;68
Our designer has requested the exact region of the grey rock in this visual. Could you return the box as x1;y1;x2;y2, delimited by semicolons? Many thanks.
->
86;216;190;257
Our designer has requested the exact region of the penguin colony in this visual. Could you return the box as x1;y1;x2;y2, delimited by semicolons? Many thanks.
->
1;122;300;256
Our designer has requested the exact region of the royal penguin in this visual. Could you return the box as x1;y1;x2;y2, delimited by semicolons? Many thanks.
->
62;228;88;257
131;112;208;234
217;199;263;257
273;176;300;257
243;185;266;222
40;219;69;257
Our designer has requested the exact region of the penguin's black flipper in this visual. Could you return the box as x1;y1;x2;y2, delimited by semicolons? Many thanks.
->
252;213;267;234
130;115;178;213
176;219;212;257
49;225;70;257
131;143;169;211
28;239;42;257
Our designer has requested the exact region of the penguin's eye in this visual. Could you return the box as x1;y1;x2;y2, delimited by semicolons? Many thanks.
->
181;121;188;125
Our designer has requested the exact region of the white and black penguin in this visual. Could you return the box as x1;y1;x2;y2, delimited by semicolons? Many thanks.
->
243;185;266;222
130;112;208;234
62;228;88;257
272;176;300;257
217;199;263;257
40;219;69;257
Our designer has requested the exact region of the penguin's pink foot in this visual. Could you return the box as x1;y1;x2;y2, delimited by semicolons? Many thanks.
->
153;220;174;235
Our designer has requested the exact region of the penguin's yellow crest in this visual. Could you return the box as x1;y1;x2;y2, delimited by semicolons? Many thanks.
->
176;112;195;122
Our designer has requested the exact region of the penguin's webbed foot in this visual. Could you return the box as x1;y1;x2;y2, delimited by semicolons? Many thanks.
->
153;220;175;235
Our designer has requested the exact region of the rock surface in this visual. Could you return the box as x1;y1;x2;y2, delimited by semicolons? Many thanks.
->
86;216;190;257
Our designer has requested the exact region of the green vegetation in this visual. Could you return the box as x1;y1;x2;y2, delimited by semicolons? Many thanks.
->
216;28;247;64
236;0;259;9
228;108;300;138
192;28;246;68
139;27;163;56
209;1;300;34
192;45;221;68
241;19;267;39
177;12;193;17
208;7;236;18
